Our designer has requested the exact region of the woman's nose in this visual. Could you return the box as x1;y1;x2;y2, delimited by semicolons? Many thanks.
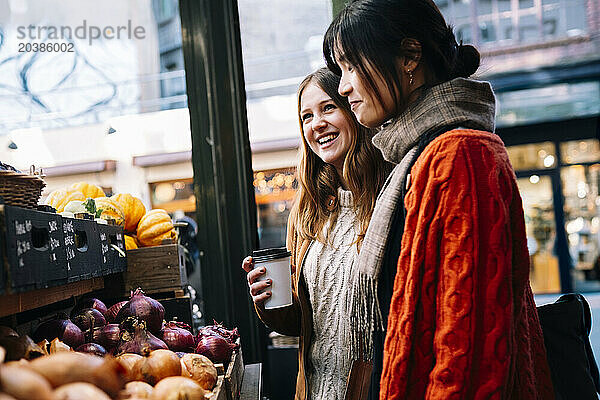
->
312;115;327;130
338;78;352;97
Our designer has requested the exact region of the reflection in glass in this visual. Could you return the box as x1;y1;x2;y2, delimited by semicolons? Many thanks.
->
519;13;539;41
561;165;600;291
517;176;560;293
561;140;600;165
499;17;514;41
479;20;496;42
477;0;492;15
506;142;556;170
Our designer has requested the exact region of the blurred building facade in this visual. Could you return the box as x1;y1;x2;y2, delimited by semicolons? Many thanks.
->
435;0;600;293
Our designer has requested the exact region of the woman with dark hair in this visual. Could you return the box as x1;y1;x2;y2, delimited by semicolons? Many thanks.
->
242;67;389;400
323;1;554;399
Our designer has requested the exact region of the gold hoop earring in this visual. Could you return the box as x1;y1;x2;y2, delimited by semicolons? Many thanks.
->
407;69;414;85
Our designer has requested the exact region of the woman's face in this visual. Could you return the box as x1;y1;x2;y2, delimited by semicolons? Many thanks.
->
336;57;395;128
300;82;353;172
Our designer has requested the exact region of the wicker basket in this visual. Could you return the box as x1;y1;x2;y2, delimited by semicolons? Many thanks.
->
0;166;46;209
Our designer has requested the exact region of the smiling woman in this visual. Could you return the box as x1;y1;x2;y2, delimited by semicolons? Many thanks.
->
242;67;390;400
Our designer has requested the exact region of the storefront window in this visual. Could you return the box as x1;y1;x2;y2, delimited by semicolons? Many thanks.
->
253;169;298;248
560;139;600;165
506;142;556;170
149;179;195;215
561;164;600;291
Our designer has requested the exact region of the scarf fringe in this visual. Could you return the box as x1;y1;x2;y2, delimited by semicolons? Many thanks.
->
347;272;385;362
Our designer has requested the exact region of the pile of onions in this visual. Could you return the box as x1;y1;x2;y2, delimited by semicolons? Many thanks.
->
116;318;167;356
115;289;164;334
161;321;195;352
180;353;217;390
195;335;237;364
106;301;128;323
70;298;108;319
33;316;84;349
151;376;207;400
92;324;120;354
131;349;181;386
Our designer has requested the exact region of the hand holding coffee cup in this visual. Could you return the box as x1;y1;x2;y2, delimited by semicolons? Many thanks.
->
242;247;293;309
242;256;272;305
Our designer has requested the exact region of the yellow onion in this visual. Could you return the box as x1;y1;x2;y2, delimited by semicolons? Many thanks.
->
116;353;143;381
28;352;127;398
150;376;207;399
0;365;53;400
53;382;111;400
131;349;181;386
120;381;153;399
180;353;217;390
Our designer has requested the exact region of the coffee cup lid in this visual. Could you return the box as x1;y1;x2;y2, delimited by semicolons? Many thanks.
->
252;247;291;263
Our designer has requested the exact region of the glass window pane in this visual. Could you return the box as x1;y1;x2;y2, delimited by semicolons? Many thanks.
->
456;21;473;43
253;169;298;248
499;17;514;41
517;176;560;294
519;13;540;41
453;0;472;19
477;0;492;15
561;140;600;165
496;81;600;127
566;0;587;35
479;19;496;42
561;165;600;291
542;6;560;38
498;0;512;12
519;0;534;8
507;142;556;171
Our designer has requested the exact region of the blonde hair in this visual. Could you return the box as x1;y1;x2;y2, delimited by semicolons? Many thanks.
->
291;68;388;248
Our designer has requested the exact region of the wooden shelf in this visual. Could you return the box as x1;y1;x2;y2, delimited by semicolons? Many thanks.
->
0;277;104;318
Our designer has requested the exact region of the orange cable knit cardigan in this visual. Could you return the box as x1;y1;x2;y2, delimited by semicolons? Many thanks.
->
380;130;554;399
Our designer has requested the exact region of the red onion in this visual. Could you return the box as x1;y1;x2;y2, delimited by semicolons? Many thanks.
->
115;288;164;334
116;318;168;355
92;324;120;353
33;317;84;349
72;308;106;337
195;335;237;364
105;301;127;323
76;343;107;357
70;298;108;318
162;321;195;352
199;320;239;344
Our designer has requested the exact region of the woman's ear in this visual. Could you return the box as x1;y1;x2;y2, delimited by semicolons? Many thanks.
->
400;38;422;73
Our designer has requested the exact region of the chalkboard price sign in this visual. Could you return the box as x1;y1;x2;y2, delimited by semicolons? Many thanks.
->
3;205;68;292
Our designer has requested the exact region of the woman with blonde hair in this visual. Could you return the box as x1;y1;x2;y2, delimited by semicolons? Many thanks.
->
242;67;389;400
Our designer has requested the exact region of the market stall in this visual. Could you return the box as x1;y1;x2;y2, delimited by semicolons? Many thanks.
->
0;166;260;399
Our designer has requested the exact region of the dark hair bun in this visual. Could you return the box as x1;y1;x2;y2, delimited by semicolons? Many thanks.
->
455;44;480;78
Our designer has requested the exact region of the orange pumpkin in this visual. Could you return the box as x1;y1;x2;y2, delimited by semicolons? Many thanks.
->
111;193;146;233
137;209;177;247
94;197;125;227
124;235;138;250
70;182;105;199
44;189;86;213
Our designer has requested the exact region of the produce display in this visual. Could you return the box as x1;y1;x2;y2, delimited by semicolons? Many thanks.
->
43;182;176;247
0;288;240;399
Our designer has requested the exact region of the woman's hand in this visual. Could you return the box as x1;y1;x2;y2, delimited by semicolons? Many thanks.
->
242;256;272;305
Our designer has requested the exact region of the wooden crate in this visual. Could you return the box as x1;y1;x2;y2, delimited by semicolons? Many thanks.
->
122;244;187;294
209;344;244;400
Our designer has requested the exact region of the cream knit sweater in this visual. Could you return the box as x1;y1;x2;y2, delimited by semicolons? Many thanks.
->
303;188;357;400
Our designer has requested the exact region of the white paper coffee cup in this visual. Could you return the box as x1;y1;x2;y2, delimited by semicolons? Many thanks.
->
253;247;293;309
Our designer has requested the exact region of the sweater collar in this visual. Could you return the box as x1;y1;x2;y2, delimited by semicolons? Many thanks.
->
372;78;496;164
